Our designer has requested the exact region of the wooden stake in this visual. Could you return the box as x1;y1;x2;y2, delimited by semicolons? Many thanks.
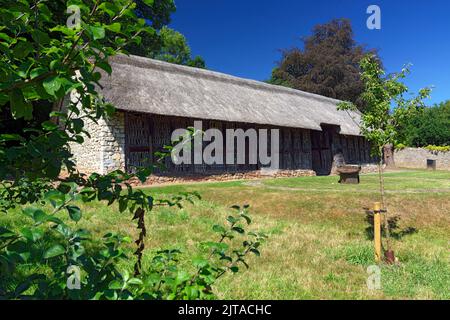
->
373;202;382;263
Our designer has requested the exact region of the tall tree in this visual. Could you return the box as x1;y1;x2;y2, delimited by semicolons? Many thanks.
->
269;19;377;111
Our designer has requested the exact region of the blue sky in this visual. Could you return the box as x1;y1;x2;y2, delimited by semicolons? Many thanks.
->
170;0;450;105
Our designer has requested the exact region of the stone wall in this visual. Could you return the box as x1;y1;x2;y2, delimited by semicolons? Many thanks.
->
394;147;450;170
69;111;125;174
100;112;126;173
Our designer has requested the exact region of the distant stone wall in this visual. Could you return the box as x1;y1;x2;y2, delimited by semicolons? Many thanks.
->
69;111;125;174
395;147;450;170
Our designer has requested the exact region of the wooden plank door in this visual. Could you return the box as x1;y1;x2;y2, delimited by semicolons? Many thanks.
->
125;113;152;173
311;130;333;175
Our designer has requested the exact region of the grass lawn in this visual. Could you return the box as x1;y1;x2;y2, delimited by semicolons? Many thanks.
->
2;169;449;299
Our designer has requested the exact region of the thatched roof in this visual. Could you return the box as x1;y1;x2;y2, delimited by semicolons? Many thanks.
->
100;54;362;136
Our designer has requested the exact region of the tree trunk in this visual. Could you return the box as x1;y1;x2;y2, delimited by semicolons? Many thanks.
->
383;144;395;168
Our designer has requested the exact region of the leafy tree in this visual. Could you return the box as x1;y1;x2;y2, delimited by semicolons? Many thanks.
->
148;26;205;68
397;100;450;147
35;0;204;68
338;55;431;260
135;0;175;29
269;19;378;111
126;1;206;68
0;0;262;299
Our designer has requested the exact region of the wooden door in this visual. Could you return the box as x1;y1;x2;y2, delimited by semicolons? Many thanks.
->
125;113;152;173
311;130;333;175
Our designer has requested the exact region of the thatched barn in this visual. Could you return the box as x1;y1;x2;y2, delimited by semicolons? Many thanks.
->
70;54;375;177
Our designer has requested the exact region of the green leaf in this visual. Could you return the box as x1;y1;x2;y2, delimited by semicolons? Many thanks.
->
97;61;112;75
230;266;239;273
41;120;58;131
175;271;190;285
0;32;12;42
43;244;65;259
66;206;82;222
118;198;128;213
105;23;121;33
30;67;48;80
0;227;16;239
43;76;62;96
212;224;226;234
32;210;50;224
20;227;43;242
98;2;119;17
13;41;34;59
231;226;245;234
44;190;66;208
108;280;122;290
127;278;143;286
240;214;252;225
142;0;155;6
31;29;50;45
9;89;32;120
192;257;208;268
89;25;105;40
0;134;24;142
227;215;237;224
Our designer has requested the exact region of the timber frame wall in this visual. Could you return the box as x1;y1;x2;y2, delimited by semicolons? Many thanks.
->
123;112;374;176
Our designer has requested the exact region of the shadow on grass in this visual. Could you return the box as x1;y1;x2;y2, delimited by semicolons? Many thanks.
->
363;208;419;241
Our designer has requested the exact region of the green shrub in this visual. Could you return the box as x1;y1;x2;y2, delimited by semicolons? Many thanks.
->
395;143;407;150
0;0;265;300
397;101;450;147
424;145;450;153
0;202;266;300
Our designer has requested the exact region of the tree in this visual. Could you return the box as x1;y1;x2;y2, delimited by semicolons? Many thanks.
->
269;19;378;111
124;0;171;59
338;55;431;261
46;0;205;68
0;0;261;299
397;101;450;147
148;26;205;68
127;1;206;68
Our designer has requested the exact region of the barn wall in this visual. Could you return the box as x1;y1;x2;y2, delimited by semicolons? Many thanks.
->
71;111;375;176
339;135;374;165
123;113;314;175
69;111;126;174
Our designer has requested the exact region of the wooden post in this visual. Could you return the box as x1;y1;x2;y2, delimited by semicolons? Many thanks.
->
373;202;382;263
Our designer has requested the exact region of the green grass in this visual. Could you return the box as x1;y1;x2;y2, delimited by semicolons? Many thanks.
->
2;169;450;299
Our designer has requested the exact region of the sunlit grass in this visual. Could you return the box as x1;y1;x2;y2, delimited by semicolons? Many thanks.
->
2;170;449;299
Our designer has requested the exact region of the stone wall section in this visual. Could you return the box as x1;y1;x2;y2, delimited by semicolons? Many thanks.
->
69;111;125;174
395;147;450;170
